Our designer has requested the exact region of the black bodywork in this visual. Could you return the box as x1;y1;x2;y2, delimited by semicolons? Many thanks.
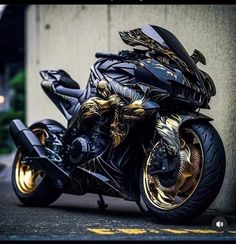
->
9;25;215;202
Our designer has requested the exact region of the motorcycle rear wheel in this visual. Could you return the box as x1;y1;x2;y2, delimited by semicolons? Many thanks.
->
12;125;61;206
140;121;225;223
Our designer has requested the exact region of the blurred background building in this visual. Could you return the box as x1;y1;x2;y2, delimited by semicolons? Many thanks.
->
1;4;236;213
0;5;26;153
0;5;25;111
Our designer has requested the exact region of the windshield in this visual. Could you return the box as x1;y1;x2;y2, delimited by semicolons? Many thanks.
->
119;24;205;89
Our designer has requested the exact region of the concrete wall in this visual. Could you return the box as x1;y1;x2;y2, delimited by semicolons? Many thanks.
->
26;5;236;212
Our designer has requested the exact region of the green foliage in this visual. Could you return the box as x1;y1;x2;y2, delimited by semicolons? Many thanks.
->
11;93;25;112
9;70;26;113
9;70;25;94
0;110;25;125
0;69;25;155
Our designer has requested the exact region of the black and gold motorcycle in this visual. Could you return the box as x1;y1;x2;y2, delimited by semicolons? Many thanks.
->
9;25;225;222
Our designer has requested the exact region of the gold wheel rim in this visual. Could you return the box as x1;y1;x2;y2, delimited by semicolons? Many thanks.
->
15;128;47;195
143;128;204;210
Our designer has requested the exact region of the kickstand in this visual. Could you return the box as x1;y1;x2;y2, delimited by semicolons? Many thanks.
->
136;200;146;213
97;194;108;210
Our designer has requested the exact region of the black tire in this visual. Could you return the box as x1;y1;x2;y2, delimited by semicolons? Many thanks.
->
11;124;61;206
140;121;226;223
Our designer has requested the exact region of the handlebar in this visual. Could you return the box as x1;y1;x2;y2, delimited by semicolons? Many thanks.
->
95;50;148;61
95;52;124;60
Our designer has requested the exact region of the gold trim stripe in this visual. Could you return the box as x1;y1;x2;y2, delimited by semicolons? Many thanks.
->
87;228;227;235
116;229;146;235
184;229;222;234
160;228;189;234
87;228;114;235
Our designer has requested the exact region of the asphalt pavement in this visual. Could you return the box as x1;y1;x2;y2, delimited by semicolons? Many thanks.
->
0;154;236;241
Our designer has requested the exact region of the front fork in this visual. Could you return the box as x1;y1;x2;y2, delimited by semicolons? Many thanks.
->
153;112;212;174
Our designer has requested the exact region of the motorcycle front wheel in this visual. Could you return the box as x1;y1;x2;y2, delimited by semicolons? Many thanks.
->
140;121;226;223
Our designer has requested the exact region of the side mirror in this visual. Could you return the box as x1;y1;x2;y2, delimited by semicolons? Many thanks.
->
191;49;206;65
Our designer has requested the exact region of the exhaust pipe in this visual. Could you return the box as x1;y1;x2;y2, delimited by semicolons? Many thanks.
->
9;119;45;157
9;119;70;180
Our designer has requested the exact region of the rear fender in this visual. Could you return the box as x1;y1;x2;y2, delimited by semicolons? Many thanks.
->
29;119;65;131
29;119;66;143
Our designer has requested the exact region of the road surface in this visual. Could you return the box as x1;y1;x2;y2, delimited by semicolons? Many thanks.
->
0;157;236;241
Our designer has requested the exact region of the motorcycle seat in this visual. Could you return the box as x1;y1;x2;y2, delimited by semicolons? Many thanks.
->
40;69;80;89
40;69;89;102
55;85;85;99
55;69;80;89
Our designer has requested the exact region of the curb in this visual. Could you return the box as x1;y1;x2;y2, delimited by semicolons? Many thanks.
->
0;163;11;183
0;163;6;173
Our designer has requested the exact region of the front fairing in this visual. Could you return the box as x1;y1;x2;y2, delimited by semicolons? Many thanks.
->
119;24;209;96
135;58;206;94
134;58;212;109
198;69;216;96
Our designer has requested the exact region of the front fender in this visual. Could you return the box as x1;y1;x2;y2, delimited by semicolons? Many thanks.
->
155;112;213;156
178;111;213;127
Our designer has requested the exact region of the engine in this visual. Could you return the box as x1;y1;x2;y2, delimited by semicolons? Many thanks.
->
69;116;110;165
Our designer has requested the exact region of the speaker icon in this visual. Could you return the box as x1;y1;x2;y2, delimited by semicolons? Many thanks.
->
212;216;228;231
216;220;224;228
